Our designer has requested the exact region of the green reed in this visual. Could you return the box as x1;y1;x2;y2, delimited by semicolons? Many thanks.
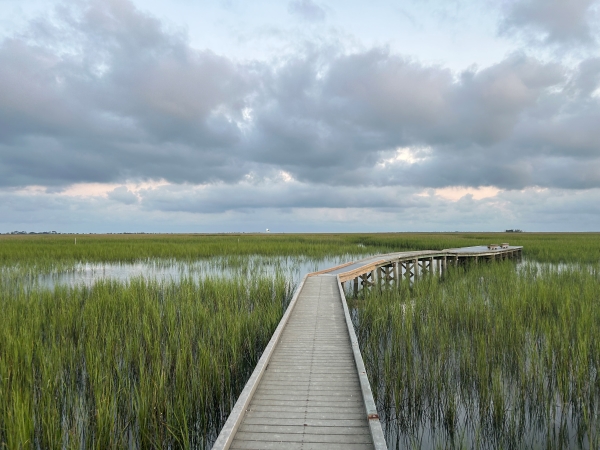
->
353;261;600;449
2;233;600;449
1;232;599;269
0;275;293;448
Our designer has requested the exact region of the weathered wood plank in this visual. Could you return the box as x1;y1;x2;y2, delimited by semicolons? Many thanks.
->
242;417;369;427
232;431;374;443
230;442;373;450
228;275;374;449
238;424;371;435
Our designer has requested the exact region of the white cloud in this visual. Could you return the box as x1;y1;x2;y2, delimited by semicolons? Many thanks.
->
378;147;432;167
433;186;502;201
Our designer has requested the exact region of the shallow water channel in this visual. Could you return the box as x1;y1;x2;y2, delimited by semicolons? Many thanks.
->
31;254;370;290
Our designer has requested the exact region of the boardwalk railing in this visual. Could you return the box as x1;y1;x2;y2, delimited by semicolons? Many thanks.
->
320;245;522;295
213;245;522;449
336;275;387;448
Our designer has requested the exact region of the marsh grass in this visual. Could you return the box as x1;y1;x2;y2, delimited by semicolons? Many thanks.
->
1;232;599;270
353;261;600;449
2;233;600;449
0;274;293;448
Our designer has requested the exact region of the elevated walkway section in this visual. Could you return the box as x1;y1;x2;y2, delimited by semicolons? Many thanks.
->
213;245;522;450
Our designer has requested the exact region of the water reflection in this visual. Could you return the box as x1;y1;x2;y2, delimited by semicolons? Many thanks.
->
32;254;376;289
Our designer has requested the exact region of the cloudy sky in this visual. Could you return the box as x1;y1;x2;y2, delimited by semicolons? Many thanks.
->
1;0;599;233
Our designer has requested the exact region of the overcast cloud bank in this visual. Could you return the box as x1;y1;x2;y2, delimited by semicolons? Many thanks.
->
1;0;599;232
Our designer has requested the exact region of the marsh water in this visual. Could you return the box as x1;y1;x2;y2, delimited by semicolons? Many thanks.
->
28;254;376;290
11;254;585;291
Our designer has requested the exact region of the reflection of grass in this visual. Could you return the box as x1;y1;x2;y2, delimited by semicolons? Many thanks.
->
1;232;599;269
353;261;600;449
0;275;293;448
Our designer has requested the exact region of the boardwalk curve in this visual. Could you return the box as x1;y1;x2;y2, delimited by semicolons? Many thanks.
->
213;245;522;450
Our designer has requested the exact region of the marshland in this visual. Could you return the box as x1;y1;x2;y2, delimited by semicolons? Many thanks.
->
1;232;599;448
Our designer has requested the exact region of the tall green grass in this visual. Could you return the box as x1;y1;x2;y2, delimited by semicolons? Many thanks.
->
354;262;600;449
0;275;293;448
2;233;600;449
1;232;599;268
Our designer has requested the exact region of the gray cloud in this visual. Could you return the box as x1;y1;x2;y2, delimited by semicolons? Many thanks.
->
107;186;138;204
0;0;254;187
3;183;600;233
288;0;327;22
247;49;582;190
569;57;600;96
500;0;599;47
0;0;599;201
137;181;426;214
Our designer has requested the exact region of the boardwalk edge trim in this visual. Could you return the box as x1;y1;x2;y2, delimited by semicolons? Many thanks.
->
212;274;309;450
336;274;388;450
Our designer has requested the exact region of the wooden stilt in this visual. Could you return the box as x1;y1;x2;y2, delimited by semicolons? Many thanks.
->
404;262;411;281
380;266;390;287
414;258;419;282
360;272;375;288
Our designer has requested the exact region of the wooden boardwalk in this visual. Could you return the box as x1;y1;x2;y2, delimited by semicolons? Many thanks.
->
230;275;374;449
213;245;522;450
